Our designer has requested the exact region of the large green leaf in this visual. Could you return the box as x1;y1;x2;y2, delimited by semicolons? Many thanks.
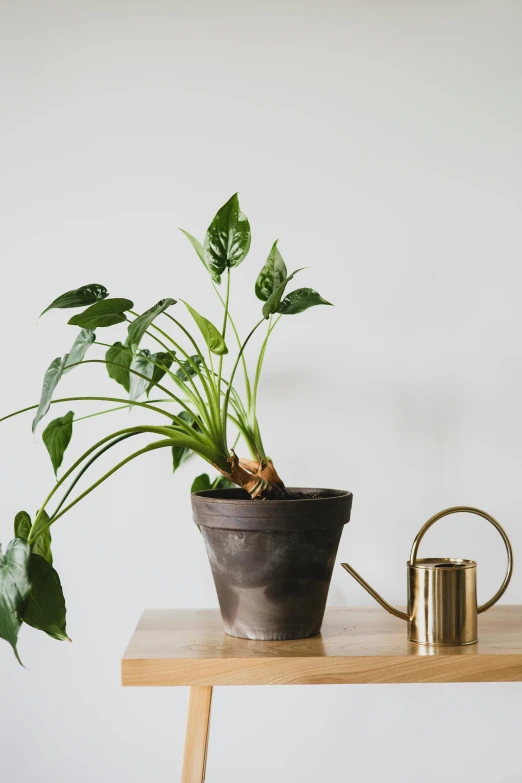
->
42;411;74;475
32;355;69;432
262;268;304;319
129;350;154;401
105;342;133;392
31;511;52;566
203;194;251;276
147;352;174;395
180;229;222;285
14;512;31;541
0;538;31;664
127;298;177;354
172;411;200;471
41;284;108;317
255;241;287;302
182;301;228;355
277;287;333;315
175;355;202;381
68;298;133;328
64;328;96;372
23;554;69;642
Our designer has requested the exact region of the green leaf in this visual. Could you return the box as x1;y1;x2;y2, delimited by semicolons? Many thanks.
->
106;342;133;392
23;554;69;642
41;284;108;317
277;288;333;315
262;268;305;319
191;473;213;493
14;512;31;541
175;355;202;381
191;473;235;492
0;538;31;664
32;355;69;432
172;411;200;471
215;476;235;489
180;229;222;285
129;349;154;401
182;301;228;355
64;329;96;373
31;511;52;566
42;411;74;475
203;194;251;276
147;352;174;395
127;298;177;354
255;241;288;302
68;298;133;329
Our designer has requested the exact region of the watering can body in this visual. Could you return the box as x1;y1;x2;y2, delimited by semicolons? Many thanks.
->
342;507;513;647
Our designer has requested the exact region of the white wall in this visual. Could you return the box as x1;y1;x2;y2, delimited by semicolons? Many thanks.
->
2;2;522;781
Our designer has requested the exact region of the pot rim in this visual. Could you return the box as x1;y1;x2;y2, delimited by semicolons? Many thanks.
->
192;487;352;505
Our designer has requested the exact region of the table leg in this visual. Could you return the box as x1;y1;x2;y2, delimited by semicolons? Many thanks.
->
181;686;213;783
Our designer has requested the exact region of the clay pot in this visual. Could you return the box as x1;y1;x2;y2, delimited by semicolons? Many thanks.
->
191;487;352;640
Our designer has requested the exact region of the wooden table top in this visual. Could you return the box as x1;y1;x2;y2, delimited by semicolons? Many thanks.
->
121;605;522;686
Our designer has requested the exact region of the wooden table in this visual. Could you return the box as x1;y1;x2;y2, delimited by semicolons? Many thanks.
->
121;605;522;782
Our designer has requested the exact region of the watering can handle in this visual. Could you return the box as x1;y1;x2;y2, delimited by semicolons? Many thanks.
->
410;506;514;614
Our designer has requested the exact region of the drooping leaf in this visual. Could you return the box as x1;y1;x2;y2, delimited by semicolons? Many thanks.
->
203;194;251;276
42;411;74;475
0;538;31;664
32;355;69;432
105;342;133;392
147;352;174;395
277;287;333;315
182;301;228;355
23;554;69;642
172;411;200;471
262;268;305;319
64;329;96;372
68;298;133;329
41;284;109;317
255;241;288;302
14;512;31;541
127;298;177;354
31;511;52;566
175;355;202;381
180;229;221;285
129;349;154;401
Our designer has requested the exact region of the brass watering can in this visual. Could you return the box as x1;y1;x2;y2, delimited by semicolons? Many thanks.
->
342;506;513;646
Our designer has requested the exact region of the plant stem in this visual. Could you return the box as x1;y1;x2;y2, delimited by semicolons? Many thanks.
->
163;313;207;373
73;400;175;423
249;314;282;444
0;396;174;424
49;432;139;518
70;360;208;437
28;425;178;543
217;267;231;399
213;282;252;405
145;320;221;438
132;332;214;435
29;439;176;541
221;318;264;436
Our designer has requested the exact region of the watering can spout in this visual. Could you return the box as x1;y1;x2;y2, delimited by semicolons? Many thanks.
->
341;563;410;622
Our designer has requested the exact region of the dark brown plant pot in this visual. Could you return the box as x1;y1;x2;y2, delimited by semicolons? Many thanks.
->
191;487;352;641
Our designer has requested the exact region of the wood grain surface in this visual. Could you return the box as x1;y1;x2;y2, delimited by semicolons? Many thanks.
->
121;605;522;686
180;687;213;783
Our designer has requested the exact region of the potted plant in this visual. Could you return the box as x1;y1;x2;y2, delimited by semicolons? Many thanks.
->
0;194;352;662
